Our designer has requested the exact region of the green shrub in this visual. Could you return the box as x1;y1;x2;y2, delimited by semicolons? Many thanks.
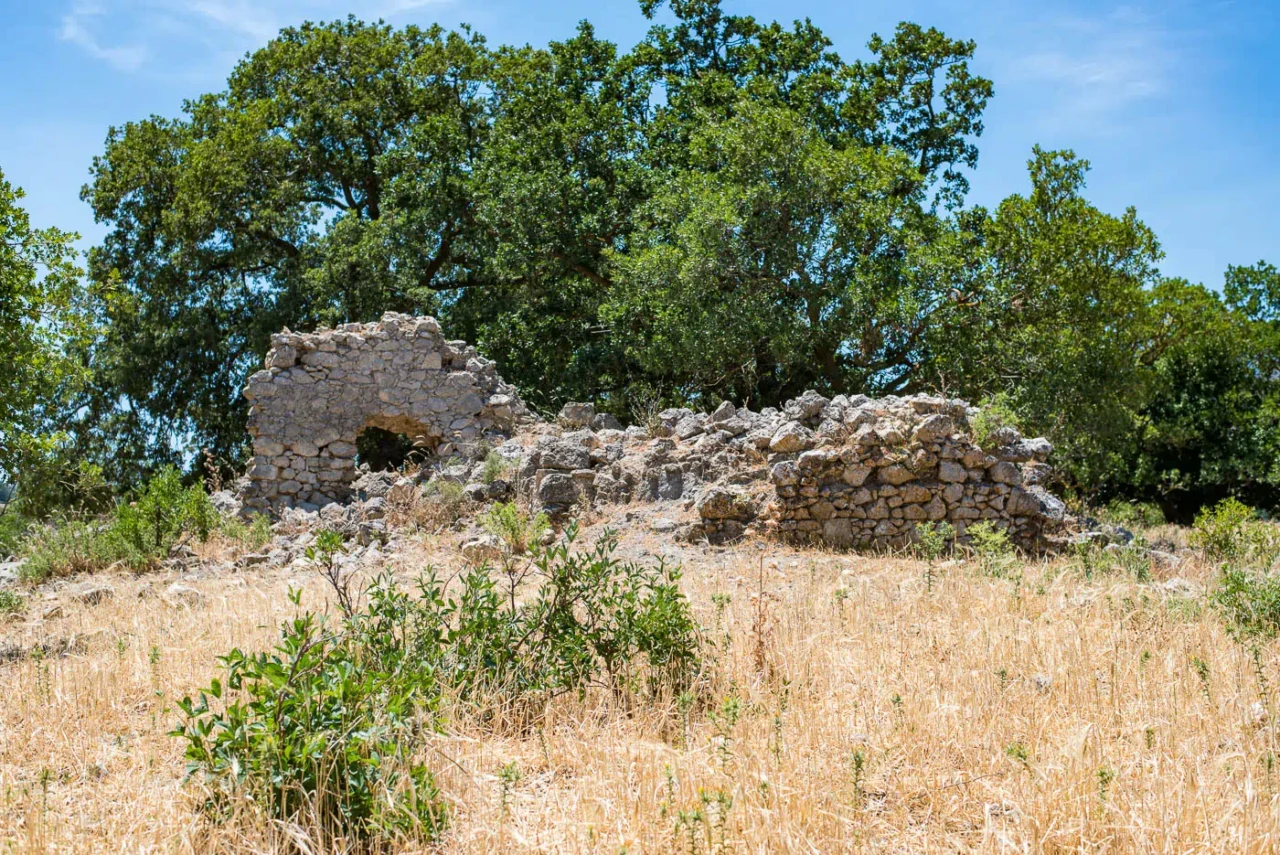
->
436;527;702;712
912;521;955;562
480;451;514;485
173;586;447;845
19;519;114;582
0;510;26;558
218;513;272;551
108;466;217;569
966;520;1016;578
19;467;219;583
479;501;549;556
1099;500;1165;530
1189;498;1257;562
969;393;1021;450
0;589;25;616
1212;567;1280;641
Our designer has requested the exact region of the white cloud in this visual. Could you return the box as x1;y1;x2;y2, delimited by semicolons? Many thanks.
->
59;1;148;71
58;0;452;72
1010;6;1175;130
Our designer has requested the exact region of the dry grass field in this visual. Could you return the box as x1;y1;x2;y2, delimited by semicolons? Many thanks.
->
2;524;1278;854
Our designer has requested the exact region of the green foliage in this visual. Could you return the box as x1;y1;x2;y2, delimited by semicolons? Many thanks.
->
0;589;26;616
968;393;1021;450
1190;498;1257;561
19;467;219;582
172;586;447;844
912;521;954;562
1212;567;1280;642
219;513;273;551
1097;500;1165;530
0;168;92;500
108;467;217;569
479;502;549;555
435;527;703;713
480;451;514;485
173;529;701;839
966;520;1015;578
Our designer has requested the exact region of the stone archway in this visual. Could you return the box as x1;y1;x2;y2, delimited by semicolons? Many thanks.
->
239;313;529;514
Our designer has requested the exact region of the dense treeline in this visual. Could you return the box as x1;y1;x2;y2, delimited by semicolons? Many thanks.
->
3;0;1278;521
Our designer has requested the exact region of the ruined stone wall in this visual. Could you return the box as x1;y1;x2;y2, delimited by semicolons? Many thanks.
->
239;314;1064;550
239;313;529;514
765;396;1063;549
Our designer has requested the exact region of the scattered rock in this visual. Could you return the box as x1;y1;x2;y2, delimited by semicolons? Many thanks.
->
461;534;506;565
71;584;114;606
41;604;64;620
164;583;206;607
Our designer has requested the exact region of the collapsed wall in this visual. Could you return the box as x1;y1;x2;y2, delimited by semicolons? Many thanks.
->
239;313;1065;549
239;313;531;514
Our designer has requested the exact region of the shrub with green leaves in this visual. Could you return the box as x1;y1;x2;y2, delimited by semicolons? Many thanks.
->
966;520;1016;578
480;451;514;485
912;521;955;562
1099;499;1165;530
479;501;549;556
432;526;703;713
1212;567;1280;641
108;466;217;569
1190;498;1257;562
0;589;25;616
969;393;1021;450
19;466;219;582
173;586;447;845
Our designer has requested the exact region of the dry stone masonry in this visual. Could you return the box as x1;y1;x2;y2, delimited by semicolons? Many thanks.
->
240;314;1065;549
240;313;531;514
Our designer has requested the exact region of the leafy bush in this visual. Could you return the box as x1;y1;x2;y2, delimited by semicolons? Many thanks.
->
218;512;273;551
912;521;955;561
0;589;25;616
1189;498;1257;562
966;520;1016;578
969;393;1021;450
173;586;447;846
1212;567;1280;641
480;451;514;485
479;501;549;556
108;466;217;569
19;467;219;582
1099;499;1165;529
19;519;115;582
436;527;702;714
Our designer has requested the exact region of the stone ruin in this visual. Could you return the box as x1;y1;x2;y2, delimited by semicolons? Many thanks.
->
239;313;1066;549
239;314;531;515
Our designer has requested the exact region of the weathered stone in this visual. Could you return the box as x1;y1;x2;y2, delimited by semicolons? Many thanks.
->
770;422;816;453
988;461;1022;485
696;486;755;521
938;461;967;483
877;464;915;486
558;402;595;429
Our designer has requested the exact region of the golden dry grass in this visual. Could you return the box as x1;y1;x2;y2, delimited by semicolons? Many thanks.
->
2;530;1278;853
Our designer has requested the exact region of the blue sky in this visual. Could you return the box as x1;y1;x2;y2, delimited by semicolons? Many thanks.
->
1;0;1275;288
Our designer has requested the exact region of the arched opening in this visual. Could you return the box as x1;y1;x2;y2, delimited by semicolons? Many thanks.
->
355;417;441;473
356;427;417;472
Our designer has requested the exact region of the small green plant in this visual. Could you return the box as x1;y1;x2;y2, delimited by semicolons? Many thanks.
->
969;393;1021;450
1191;656;1213;702
480;451;514;485
479;501;549;556
0;589;25;616
1190;498;1256;561
109;466;217;570
1212;566;1280;641
1096;766;1115;804
913;521;955;592
219;513;272;550
172;585;447;845
966;521;1016;578
498;761;522;817
305;529;355;616
1005;741;1030;770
